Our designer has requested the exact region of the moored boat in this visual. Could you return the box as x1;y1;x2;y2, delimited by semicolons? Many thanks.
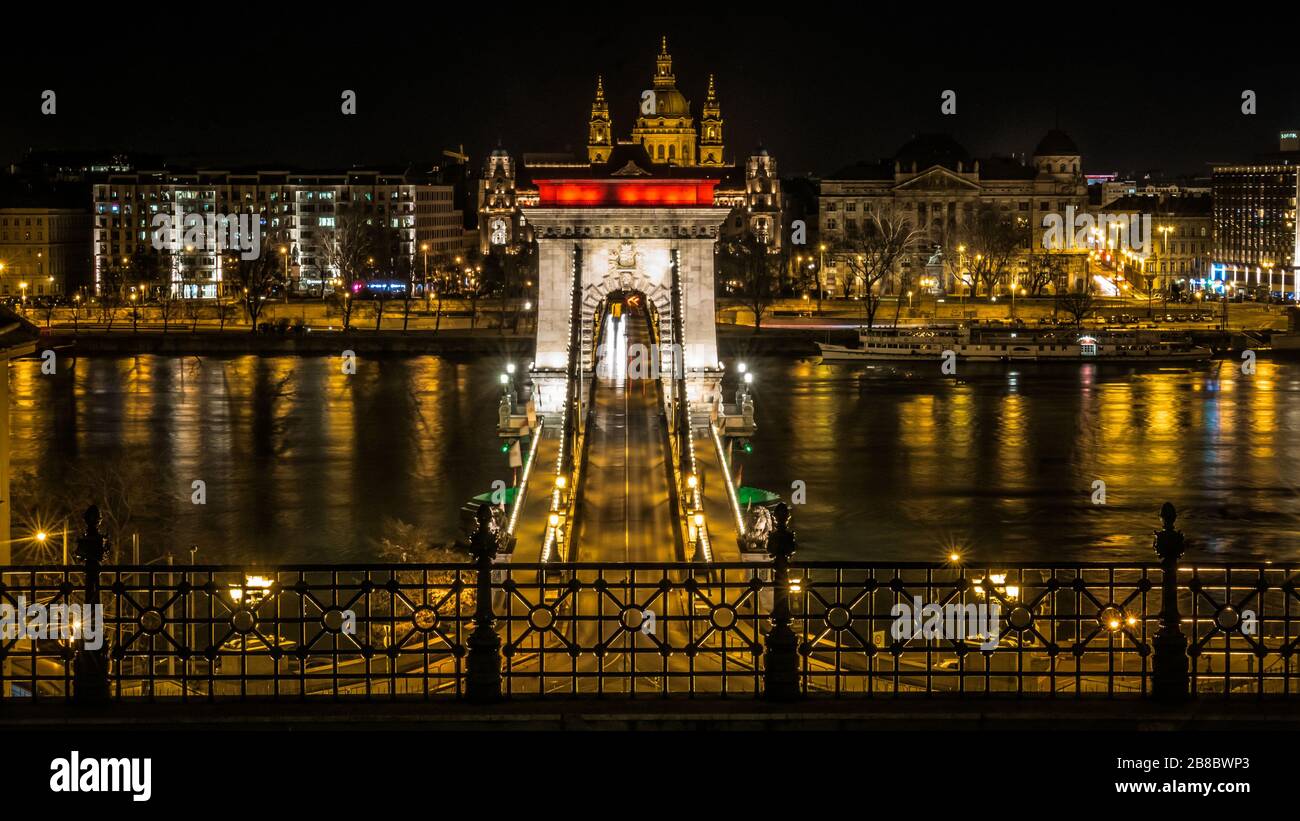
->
817;325;1212;363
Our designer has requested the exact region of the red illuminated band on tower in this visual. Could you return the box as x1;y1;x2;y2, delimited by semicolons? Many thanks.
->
535;179;717;206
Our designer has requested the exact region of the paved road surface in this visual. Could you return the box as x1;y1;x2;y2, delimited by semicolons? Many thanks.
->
574;312;679;563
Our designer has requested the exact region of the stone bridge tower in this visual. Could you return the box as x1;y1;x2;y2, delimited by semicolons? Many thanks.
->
525;148;729;417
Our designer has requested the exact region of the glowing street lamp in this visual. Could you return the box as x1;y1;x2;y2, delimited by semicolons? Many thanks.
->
34;526;71;564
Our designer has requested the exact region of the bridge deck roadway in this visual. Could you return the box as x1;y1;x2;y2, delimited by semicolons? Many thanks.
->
574;312;679;563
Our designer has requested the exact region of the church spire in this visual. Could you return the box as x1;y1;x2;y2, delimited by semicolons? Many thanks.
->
654;35;675;88
699;73;724;166
587;74;612;164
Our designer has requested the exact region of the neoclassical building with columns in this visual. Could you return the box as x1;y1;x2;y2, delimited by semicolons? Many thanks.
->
819;130;1088;294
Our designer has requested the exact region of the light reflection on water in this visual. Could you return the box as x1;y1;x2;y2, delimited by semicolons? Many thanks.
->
740;356;1300;563
10;354;1300;565
11;355;505;563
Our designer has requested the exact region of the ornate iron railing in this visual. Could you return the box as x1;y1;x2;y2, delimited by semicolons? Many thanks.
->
3;555;1298;702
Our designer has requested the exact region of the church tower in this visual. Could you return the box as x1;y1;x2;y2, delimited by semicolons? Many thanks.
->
631;37;697;166
698;74;724;166
587;76;613;163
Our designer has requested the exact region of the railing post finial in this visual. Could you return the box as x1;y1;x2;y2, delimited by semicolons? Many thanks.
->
763;502;801;701
73;505;110;705
1152;501;1189;703
465;503;503;703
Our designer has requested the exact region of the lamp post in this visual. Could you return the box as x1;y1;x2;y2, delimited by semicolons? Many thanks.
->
957;245;966;307
1157;224;1173;308
1152;502;1188;702
817;243;826;314
280;245;289;303
420;243;430;310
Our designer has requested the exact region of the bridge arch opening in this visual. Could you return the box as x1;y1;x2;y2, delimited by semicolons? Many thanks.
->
579;271;675;375
591;288;682;383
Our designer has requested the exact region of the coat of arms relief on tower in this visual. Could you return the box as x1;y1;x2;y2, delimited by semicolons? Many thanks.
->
609;239;640;274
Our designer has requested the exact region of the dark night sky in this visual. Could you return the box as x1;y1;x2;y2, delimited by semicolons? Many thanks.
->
3;11;1297;179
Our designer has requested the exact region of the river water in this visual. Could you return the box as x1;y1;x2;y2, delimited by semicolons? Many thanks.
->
10;354;1300;564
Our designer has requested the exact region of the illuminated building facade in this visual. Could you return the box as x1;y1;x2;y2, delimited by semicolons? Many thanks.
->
1211;132;1300;297
0;208;91;297
93;170;460;298
820;131;1088;294
1102;194;1211;293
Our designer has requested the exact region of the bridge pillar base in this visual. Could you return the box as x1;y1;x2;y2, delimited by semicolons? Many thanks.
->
686;369;723;414
529;369;569;418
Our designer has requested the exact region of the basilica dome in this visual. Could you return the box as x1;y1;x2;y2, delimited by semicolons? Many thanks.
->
1034;128;1078;156
652;88;691;118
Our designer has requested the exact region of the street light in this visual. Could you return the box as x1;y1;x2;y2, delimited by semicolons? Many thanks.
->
420;243;430;309
280;245;289;302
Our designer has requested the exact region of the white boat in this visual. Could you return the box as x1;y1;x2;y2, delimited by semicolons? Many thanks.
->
817;325;1213;363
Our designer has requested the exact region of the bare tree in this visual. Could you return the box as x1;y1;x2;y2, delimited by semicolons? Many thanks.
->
720;235;783;332
365;223;405;331
1024;251;1060;297
321;215;371;298
156;285;181;333
135;247;181;333
98;261;128;330
890;264;914;328
932;224;974;301
1058;290;1095;328
836;213;921;328
227;232;288;331
70;293;84;333
327;290;358;331
55;459;170;562
38;300;57;327
432;266;445;334
964;205;1022;297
